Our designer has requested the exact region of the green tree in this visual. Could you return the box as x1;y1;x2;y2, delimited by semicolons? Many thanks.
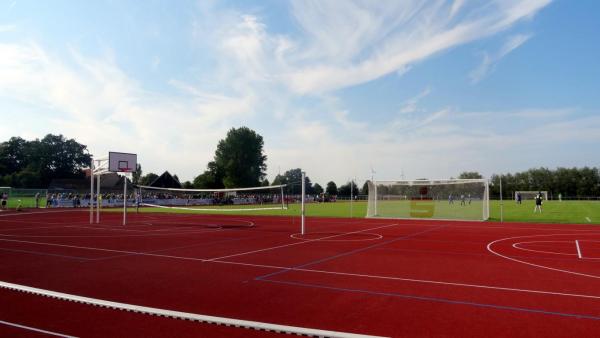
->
182;181;194;189
0;134;91;187
338;180;359;197
458;171;483;179
326;181;338;195
361;181;369;195
139;173;159;186
214;127;267;188
193;161;225;189
312;183;324;195
132;163;142;185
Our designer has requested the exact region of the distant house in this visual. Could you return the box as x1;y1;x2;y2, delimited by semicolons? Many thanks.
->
149;171;182;189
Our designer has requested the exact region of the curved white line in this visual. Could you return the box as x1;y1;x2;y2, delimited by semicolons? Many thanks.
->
487;233;600;279
512;241;576;256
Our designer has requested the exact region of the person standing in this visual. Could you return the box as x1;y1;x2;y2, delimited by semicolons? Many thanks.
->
534;192;543;213
35;192;40;208
0;192;7;210
516;192;522;205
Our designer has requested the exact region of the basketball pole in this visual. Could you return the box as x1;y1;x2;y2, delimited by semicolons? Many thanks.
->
123;175;127;226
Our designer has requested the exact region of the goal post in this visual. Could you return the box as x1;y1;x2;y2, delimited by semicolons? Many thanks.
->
515;191;548;201
367;178;490;221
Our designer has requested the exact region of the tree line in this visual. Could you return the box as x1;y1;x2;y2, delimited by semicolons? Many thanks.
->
2;132;599;199
489;167;600;199
0;135;91;188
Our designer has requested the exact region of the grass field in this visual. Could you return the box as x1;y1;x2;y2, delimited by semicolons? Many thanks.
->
3;197;598;224
130;199;600;224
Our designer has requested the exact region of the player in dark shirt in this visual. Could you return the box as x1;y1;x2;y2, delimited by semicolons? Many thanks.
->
534;192;543;213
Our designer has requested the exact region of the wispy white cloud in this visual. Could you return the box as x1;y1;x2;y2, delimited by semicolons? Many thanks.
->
281;0;550;94
399;87;431;114
0;24;16;33
470;33;533;83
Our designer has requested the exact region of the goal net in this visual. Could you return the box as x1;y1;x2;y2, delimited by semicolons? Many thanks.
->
515;191;548;201
0;187;47;209
367;179;490;221
137;184;288;213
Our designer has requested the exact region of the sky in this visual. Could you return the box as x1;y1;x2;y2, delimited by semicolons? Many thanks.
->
1;0;599;186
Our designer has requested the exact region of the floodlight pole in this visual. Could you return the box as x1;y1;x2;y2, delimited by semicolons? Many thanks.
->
301;171;306;235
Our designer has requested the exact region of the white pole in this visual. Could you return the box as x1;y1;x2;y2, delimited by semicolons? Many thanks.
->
500;175;503;223
350;179;353;218
280;185;285;210
96;174;101;224
301;171;306;235
90;159;94;224
123;175;127;226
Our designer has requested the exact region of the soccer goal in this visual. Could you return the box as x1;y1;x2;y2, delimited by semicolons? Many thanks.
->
367;179;490;221
137;184;288;213
515;191;548;201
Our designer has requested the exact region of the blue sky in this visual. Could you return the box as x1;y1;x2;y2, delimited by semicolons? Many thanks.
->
1;0;599;185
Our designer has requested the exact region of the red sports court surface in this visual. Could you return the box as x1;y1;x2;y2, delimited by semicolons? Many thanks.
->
1;210;599;337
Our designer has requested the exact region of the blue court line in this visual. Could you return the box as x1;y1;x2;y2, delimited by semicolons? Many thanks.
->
259;278;600;321
256;225;447;280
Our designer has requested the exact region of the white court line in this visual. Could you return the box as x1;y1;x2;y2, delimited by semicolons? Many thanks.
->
204;222;399;261
576;240;583;259
0;210;79;218
3;237;600;301
0;319;77;338
0;281;384;338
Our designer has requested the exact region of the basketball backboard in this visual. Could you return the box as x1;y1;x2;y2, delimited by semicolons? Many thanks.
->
108;152;137;173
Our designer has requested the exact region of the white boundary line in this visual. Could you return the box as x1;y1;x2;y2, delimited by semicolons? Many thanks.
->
0;319;77;338
576;240;583;259
0;281;385;338
511;241;577;256
3;237;600;300
204;223;398;261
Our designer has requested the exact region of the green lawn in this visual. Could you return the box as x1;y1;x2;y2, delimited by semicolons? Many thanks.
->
133;199;599;224
5;197;598;224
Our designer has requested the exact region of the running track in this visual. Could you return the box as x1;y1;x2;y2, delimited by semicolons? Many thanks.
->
1;209;599;337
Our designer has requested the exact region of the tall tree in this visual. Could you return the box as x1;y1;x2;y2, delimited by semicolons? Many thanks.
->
326;181;338;195
132;163;143;185
139;173;159;186
0;134;91;187
214;127;267;188
312;183;324;195
458;171;483;179
338;180;359;196
193;161;225;189
361;181;369;195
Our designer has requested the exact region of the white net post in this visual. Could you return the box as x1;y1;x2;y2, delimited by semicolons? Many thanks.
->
301;171;306;235
90;158;94;224
96;174;101;223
